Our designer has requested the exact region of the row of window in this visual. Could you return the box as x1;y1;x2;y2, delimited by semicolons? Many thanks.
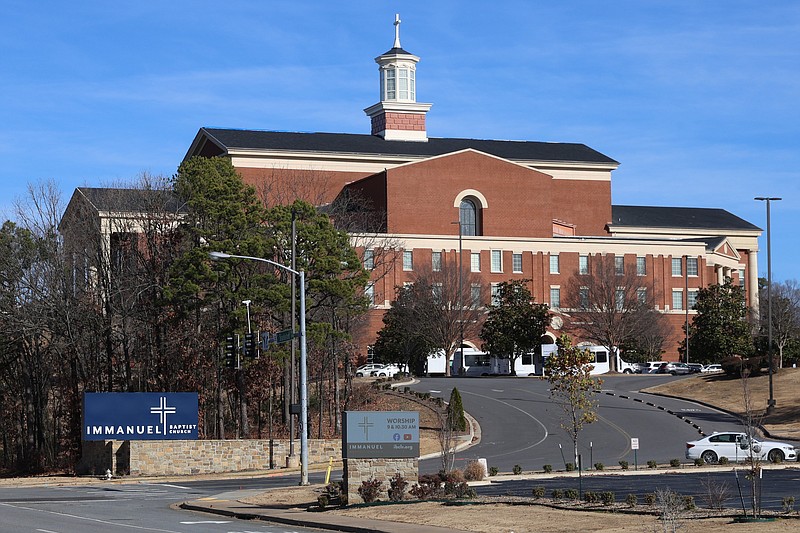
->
392;250;710;278
549;286;698;311
364;282;699;311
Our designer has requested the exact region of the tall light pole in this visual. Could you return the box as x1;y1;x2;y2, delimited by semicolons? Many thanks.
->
684;256;689;365
210;251;309;485
755;196;781;414
451;220;464;375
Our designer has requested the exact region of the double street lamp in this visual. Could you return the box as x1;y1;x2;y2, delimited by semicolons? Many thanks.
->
209;251;309;485
754;196;781;414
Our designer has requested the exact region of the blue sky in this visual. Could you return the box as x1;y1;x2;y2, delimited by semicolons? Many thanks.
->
1;1;797;281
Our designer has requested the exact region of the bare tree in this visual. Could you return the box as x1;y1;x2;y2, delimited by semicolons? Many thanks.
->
759;279;800;368
564;254;669;372
545;334;602;466
412;261;485;376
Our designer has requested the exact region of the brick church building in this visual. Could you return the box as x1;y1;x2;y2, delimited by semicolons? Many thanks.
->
65;16;762;364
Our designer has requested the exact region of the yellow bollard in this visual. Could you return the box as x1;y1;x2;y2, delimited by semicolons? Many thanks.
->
325;457;333;484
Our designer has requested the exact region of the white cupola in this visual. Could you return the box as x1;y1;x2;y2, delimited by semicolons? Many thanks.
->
364;14;432;141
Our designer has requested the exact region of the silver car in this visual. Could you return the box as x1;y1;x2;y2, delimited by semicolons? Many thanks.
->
686;432;797;463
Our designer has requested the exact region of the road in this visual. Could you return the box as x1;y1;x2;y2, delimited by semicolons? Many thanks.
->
0;474;330;533
414;374;746;473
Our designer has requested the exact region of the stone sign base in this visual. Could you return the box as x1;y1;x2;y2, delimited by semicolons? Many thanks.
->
344;457;419;504
77;439;340;476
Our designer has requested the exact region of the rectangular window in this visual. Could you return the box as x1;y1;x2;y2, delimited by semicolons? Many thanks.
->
491;250;502;273
671;257;682;276
636;256;646;276
471;284;482;306
550;287;561;309
397;68;410;100
739;268;746;286
579;255;588;275
403;250;413;271
365;283;375;306
672;290;683;310
432;251;442;272
512;253;523;273
615;288;624;311
688;289;698;309
385;69;396;99
549;254;560;274
490;283;500;306
637;287;647;305
614;256;624;275
579;287;589;309
432;283;443;303
687;257;698;276
471;252;481;272
363;249;374;270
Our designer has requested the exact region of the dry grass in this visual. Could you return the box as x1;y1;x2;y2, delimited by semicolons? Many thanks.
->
644;368;800;440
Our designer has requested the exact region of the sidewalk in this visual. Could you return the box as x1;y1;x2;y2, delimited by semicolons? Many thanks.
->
179;496;469;533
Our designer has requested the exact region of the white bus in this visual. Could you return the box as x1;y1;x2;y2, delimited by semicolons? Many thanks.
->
542;344;638;375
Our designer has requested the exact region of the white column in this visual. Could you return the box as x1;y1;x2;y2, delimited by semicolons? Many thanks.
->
748;250;759;320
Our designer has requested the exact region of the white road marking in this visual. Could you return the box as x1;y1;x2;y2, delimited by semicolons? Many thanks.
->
36;529;59;533
429;390;441;393
139;482;192;490
0;501;182;532
179;520;230;524
491;389;504;393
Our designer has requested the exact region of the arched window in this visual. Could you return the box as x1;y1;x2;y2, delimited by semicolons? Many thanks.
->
460;198;479;236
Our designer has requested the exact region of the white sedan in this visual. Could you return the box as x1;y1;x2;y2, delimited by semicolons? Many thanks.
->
686;432;797;464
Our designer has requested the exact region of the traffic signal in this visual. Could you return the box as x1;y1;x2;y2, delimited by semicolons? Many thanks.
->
244;332;256;359
224;335;236;368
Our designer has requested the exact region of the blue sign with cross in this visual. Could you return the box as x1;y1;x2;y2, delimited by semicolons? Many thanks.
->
83;392;199;441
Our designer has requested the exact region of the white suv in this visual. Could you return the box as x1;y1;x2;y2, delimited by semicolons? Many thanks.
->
371;364;401;378
355;364;386;377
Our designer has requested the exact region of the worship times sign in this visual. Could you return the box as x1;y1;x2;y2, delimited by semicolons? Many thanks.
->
83;392;199;440
343;411;419;458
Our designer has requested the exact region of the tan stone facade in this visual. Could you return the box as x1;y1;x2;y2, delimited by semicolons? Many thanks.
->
78;439;341;476
344;457;419;504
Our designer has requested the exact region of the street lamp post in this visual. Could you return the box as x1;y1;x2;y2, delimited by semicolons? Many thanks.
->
754;196;781;414
242;299;252;334
451;220;464;375
210;251;309;485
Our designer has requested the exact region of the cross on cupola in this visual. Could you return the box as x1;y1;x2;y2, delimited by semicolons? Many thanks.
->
393;13;402;49
364;13;432;142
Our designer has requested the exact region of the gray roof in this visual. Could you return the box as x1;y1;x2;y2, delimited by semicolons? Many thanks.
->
611;205;761;232
73;187;187;214
189;128;619;165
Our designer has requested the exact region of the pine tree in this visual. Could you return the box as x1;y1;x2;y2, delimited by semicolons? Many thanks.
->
447;387;467;432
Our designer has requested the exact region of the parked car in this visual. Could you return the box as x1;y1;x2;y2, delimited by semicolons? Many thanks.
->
355;363;386;377
669;362;692;375
371;364;401;378
641;362;664;374
686;432;797;464
702;364;723;373
654;362;676;374
687;363;704;373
